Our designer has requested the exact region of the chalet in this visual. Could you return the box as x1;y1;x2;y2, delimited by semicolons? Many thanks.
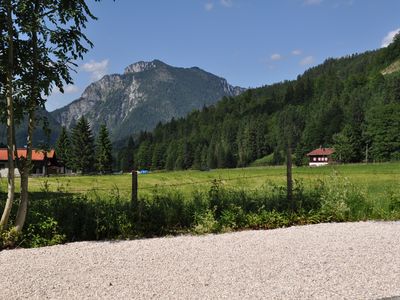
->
0;149;60;177
306;147;335;167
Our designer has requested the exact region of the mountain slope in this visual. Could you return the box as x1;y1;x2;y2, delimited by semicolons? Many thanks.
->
126;35;400;170
51;60;244;140
0;109;61;147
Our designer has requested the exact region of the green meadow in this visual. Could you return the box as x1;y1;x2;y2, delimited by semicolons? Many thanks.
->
1;162;399;248
1;162;398;201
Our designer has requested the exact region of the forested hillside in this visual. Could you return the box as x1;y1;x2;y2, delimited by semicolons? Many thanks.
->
118;35;400;171
0;109;61;147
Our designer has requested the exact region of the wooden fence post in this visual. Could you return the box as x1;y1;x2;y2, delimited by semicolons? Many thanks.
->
131;170;142;222
131;170;138;207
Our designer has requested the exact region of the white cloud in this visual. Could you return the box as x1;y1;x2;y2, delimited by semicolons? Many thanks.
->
270;53;282;61
64;85;80;94
205;3;214;11
381;28;400;48
304;0;322;5
291;49;302;55
300;56;315;66
220;0;233;7
81;59;109;81
52;84;79;95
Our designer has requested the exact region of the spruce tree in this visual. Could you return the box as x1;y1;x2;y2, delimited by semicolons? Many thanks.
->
71;117;95;174
118;136;135;172
96;124;113;174
136;140;151;169
151;143;165;170
55;127;71;173
165;143;177;171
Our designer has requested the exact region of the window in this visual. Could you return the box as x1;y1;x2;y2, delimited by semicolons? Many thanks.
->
0;163;5;169
325;157;328;161
313;157;316;161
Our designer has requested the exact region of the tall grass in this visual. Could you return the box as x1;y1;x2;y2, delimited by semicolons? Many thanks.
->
1;174;399;249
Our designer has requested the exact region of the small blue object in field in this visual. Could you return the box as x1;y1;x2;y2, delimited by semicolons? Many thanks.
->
138;169;150;174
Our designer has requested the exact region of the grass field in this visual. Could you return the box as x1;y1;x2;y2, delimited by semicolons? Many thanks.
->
1;162;400;248
1;162;399;201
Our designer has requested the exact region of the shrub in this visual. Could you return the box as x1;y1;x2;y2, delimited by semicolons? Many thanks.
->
0;227;20;249
23;215;65;248
1;171;399;249
193;209;218;234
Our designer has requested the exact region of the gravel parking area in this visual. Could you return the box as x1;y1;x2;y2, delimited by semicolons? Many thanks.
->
1;221;399;299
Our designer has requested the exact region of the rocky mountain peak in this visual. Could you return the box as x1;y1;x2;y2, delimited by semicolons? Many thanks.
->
124;60;165;74
52;60;245;141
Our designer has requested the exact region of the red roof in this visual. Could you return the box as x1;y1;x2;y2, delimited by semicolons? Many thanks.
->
0;149;55;161
306;147;335;156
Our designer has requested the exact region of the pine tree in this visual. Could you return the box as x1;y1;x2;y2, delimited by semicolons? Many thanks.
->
200;145;209;170
136;140;152;169
55;127;71;173
165;142;177;170
96;124;113;174
71;117;95;174
151;143;165;170
119;136;135;171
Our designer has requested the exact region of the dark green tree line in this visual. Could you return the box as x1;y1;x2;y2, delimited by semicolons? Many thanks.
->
121;33;400;171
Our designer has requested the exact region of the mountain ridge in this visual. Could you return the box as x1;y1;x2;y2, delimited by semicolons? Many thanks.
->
51;60;245;141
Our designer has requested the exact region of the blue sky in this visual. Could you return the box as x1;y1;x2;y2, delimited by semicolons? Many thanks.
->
47;0;400;111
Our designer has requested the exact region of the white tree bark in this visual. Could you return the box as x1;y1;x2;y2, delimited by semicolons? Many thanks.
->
0;0;16;230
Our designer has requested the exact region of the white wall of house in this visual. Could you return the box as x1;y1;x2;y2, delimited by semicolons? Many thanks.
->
0;162;45;177
308;156;330;167
0;167;21;177
309;162;329;167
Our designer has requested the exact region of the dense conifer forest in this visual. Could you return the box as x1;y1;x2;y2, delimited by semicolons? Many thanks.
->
117;36;400;171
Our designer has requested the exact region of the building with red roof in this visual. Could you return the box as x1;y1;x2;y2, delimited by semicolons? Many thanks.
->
0;149;60;177
306;147;335;166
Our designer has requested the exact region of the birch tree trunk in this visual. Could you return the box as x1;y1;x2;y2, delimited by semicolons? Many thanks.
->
15;0;39;232
0;0;15;229
15;111;35;232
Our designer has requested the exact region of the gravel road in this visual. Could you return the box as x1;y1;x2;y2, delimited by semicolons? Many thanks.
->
1;221;399;299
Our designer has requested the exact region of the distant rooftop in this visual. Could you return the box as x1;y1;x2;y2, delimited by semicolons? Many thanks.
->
306;147;335;156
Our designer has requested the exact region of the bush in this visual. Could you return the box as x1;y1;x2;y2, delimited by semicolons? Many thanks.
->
24;215;65;248
0;171;398;249
193;209;218;234
318;175;370;221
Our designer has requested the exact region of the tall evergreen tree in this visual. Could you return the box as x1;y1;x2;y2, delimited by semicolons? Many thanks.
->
118;136;135;171
136;140;152;169
151;143;165;170
71;117;95;174
165;142;177;170
96;124;113;174
332;125;360;163
365;103;400;161
55;127;71;172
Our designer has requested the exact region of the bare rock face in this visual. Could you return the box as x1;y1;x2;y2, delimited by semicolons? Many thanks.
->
124;61;158;74
51;60;245;140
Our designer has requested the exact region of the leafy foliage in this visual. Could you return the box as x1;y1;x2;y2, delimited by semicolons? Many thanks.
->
1;172;399;248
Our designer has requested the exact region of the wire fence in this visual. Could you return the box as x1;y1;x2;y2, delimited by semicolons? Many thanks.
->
23;173;277;194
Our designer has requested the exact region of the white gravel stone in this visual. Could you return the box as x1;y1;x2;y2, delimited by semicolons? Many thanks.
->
1;221;399;299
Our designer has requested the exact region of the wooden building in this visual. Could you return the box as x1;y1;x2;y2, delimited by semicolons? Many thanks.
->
0;149;60;177
306;147;335;167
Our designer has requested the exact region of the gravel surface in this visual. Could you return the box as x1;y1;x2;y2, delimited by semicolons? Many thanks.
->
1;221;400;299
